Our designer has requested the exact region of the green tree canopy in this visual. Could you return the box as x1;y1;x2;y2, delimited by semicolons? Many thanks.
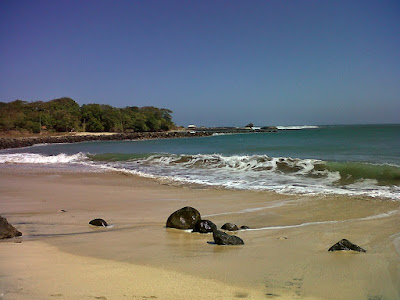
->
0;98;175;133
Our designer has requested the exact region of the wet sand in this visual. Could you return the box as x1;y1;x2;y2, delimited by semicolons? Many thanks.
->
0;166;399;299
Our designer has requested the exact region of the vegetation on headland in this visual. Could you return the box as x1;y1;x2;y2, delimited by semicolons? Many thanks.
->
0;97;175;134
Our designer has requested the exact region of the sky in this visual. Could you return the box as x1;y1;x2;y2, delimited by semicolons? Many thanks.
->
0;0;399;127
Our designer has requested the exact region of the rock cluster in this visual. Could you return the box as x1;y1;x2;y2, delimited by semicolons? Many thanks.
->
165;207;368;252
166;206;245;246
0;131;213;150
0;215;22;239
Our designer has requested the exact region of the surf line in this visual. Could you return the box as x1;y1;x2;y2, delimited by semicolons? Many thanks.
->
202;198;305;218
246;210;399;231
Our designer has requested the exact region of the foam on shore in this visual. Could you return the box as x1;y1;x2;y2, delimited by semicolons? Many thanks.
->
1;151;399;200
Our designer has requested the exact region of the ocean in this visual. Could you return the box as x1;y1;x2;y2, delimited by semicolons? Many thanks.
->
1;124;399;200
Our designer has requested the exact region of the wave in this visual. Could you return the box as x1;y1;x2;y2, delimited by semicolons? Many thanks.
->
91;153;399;199
326;161;400;185
1;152;399;200
0;153;87;164
276;125;319;130
88;153;152;162
112;153;399;186
211;133;233;136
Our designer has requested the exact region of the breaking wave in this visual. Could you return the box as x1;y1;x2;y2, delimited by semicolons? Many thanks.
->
89;153;400;199
276;125;319;130
0;153;87;164
1;152;399;200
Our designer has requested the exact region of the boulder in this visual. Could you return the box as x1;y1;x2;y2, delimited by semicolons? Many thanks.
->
240;225;250;230
89;218;108;227
0;215;22;239
328;239;366;252
213;230;244;245
192;220;217;233
221;223;239;231
166;207;201;230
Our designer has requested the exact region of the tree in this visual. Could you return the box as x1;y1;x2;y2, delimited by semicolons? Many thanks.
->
0;98;175;133
100;105;121;132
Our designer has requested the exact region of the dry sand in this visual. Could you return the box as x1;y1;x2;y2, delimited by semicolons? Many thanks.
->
0;166;399;299
1;241;270;300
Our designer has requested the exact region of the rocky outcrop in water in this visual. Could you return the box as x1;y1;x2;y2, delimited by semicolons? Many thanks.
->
0;215;22;239
192;220;217;233
166;206;201;230
0;131;213;150
213;229;244;245
89;219;108;227
328;239;366;252
221;223;239;231
240;225;250;230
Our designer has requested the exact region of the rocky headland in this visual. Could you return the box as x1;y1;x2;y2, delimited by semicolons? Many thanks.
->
0;131;213;150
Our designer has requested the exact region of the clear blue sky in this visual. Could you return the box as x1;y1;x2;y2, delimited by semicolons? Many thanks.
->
1;0;399;126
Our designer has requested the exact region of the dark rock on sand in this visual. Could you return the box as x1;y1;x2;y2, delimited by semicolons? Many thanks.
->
240;225;250;230
328;239;366;252
221;223;239;231
0;215;22;239
192;220;217;233
89;218;108;227
166;206;201;230
213;229;244;245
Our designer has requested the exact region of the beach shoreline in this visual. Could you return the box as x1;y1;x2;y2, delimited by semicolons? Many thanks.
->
1;166;399;299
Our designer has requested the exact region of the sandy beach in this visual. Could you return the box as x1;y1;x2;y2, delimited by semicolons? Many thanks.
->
1;166;399;299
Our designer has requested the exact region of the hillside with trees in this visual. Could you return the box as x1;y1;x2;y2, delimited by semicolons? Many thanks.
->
0;98;175;133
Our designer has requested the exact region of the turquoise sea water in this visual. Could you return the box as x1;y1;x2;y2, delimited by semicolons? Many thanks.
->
1;124;399;199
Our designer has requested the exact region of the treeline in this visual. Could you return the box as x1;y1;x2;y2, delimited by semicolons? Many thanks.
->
0;97;175;133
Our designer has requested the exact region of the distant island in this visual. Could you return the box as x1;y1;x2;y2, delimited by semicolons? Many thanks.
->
0;97;175;134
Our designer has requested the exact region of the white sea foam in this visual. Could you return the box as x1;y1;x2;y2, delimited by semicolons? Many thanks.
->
203;199;301;217
97;154;400;200
1;152;399;200
249;219;341;231
358;210;398;221
247;209;399;231
276;125;319;130
0;153;87;164
211;133;232;136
